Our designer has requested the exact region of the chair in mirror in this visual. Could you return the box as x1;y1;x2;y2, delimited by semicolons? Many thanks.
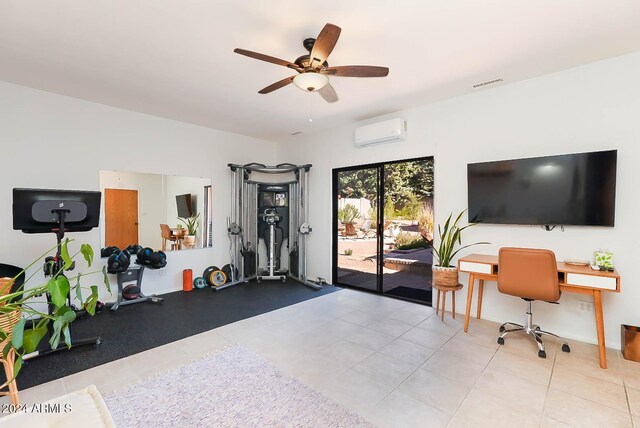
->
99;170;213;257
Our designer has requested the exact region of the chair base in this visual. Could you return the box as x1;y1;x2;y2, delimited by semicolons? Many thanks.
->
497;301;571;358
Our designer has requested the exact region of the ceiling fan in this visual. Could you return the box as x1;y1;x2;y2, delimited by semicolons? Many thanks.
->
233;23;389;103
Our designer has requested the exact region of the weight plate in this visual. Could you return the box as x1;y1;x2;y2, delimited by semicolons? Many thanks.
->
221;264;238;283
210;270;227;287
193;277;207;289
202;265;220;286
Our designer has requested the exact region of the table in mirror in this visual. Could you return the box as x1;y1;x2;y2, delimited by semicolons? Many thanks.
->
99;170;212;257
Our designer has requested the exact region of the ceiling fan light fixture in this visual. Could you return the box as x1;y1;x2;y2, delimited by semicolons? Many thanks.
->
293;73;328;92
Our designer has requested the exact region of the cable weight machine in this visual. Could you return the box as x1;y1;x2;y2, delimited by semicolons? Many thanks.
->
222;163;321;290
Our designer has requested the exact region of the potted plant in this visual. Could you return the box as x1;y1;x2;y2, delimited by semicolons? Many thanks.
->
432;210;488;286
338;204;360;236
178;212;200;248
0;239;110;381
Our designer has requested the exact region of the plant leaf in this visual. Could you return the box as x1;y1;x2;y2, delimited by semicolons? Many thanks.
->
11;318;26;350
50;317;63;349
60;238;73;270
85;285;99;315
48;275;70;308
75;273;83;302
102;266;112;294
449;241;491;260
80;244;94;267
12;355;22;379
23;322;49;354
49;307;76;350
62;325;72;348
59;307;77;323
3;342;12;359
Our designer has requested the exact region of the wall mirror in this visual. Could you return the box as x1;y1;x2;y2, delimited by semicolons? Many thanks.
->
99;170;212;256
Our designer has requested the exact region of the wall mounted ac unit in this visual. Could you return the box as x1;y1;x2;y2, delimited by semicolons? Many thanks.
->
354;118;407;148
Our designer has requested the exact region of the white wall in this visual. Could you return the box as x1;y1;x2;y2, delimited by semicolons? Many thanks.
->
279;51;640;349
0;82;278;305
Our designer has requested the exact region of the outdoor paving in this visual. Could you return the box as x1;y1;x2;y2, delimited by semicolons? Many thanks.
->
337;236;432;301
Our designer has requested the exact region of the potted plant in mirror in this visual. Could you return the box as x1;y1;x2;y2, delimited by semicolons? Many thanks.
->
0;240;110;382
338;204;360;236
178;212;200;248
432;210;489;287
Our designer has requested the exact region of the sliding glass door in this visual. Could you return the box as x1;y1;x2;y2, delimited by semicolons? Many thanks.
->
332;157;434;305
334;167;381;291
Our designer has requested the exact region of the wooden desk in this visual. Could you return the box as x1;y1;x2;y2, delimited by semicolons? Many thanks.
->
458;254;621;368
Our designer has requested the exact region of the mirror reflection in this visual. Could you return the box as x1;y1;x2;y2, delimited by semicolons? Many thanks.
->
99;170;212;256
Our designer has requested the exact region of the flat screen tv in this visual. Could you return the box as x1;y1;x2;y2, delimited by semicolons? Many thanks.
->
13;188;101;233
467;150;617;226
176;193;194;218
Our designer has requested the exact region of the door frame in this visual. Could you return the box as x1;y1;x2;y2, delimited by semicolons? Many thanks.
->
331;156;434;297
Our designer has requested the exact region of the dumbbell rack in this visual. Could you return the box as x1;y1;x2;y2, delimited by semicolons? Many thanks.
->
107;265;164;312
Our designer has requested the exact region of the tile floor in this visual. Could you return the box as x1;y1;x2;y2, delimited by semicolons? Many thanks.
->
9;289;640;427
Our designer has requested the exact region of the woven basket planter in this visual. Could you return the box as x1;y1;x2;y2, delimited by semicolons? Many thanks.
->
432;266;459;287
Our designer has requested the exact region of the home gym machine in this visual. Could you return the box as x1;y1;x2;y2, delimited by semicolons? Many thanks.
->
224;163;321;290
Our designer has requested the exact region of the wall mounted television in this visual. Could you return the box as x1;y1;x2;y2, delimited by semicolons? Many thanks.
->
176;193;194;218
467;150;617;226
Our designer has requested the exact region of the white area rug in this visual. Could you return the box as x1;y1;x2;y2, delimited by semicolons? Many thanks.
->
103;344;373;427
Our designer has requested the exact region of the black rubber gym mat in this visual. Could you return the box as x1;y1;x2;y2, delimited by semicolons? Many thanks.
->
13;279;339;390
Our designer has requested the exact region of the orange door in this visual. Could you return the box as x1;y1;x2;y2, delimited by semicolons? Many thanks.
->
105;189;139;249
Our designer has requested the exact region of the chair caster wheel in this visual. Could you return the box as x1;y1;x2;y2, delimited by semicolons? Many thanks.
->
499;326;505;333
538;350;546;359
562;344;571;353
497;337;505;345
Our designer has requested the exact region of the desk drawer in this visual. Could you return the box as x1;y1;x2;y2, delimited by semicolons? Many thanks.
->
459;261;493;274
565;273;617;290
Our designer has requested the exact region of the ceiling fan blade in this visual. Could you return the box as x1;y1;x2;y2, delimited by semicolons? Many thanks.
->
258;75;296;94
234;48;300;70
322;65;389;77
310;23;341;69
318;83;338;103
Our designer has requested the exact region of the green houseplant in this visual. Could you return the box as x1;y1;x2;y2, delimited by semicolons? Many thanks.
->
338;204;360;236
178;212;200;248
0;239;110;378
432;210;488;286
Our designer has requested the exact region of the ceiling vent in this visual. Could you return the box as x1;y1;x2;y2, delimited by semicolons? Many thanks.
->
472;78;504;89
354;118;407;148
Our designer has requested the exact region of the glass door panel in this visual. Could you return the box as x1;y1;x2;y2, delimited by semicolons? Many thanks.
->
334;167;380;292
381;159;435;304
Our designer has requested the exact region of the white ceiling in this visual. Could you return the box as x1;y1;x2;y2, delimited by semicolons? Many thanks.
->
2;1;640;141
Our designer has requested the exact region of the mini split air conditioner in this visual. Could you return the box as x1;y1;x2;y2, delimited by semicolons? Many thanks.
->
354;118;407;148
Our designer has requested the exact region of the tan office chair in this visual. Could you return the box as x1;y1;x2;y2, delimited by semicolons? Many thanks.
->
497;247;571;358
160;224;177;251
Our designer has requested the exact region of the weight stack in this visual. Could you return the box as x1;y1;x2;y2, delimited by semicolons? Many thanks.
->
243;250;256;277
289;249;299;277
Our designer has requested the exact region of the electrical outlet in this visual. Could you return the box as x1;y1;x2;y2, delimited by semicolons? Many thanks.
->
578;301;593;313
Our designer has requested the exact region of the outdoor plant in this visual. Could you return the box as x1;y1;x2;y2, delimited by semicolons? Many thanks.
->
418;204;434;243
433;210;488;267
344;248;353;256
0;239;110;377
337;204;360;224
394;231;428;251
397;194;423;220
178;212;200;235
